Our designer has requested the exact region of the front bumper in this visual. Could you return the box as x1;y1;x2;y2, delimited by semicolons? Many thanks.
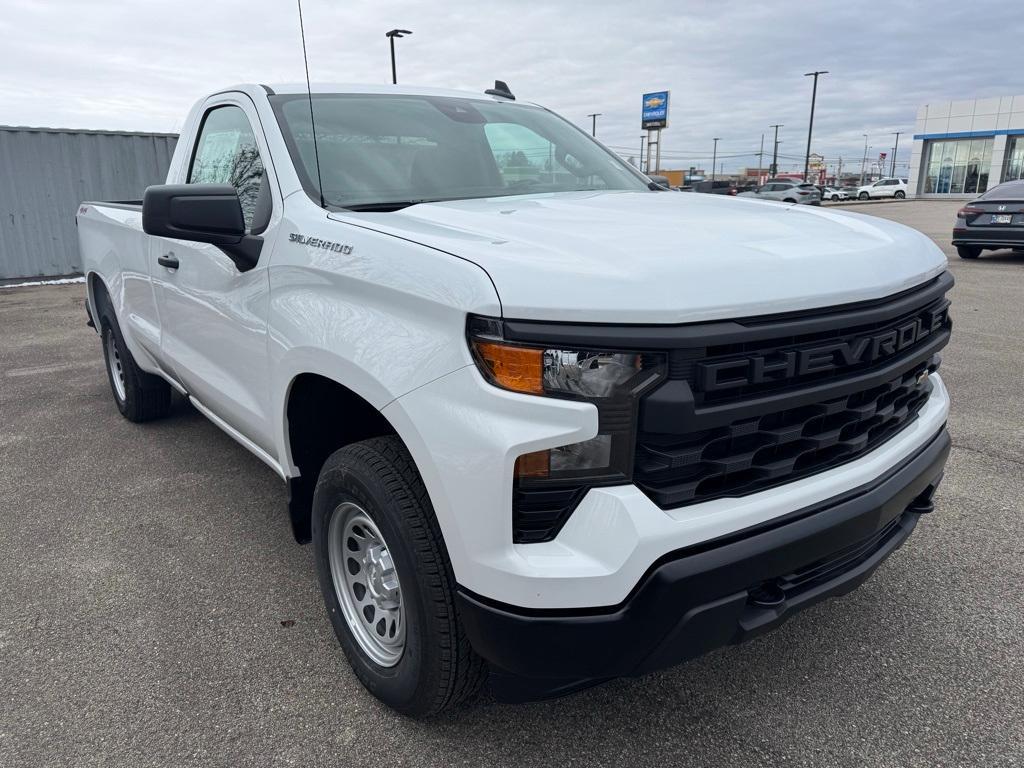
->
458;427;949;702
386;366;949;610
953;227;1024;249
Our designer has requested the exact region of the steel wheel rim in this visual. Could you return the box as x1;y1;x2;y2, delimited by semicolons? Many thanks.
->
105;331;127;402
328;502;406;667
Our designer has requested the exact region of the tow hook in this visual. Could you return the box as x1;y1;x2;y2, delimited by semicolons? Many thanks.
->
748;581;786;608
908;480;941;514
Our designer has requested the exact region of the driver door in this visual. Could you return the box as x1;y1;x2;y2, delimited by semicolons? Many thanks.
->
150;96;280;455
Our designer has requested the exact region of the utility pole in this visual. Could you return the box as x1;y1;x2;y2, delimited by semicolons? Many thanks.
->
711;138;720;182
770;124;783;178
587;113;602;137
860;134;869;186
891;131;902;177
385;29;412;85
803;71;828;182
758;133;765;181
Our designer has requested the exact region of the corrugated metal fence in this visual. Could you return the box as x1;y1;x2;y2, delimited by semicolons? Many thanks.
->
0;126;177;280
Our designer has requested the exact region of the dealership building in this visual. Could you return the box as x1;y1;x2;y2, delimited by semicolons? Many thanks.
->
908;95;1024;198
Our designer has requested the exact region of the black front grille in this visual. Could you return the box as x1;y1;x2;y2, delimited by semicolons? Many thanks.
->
636;361;936;508
634;274;952;510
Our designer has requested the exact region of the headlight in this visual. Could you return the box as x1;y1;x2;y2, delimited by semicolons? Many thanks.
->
468;315;666;542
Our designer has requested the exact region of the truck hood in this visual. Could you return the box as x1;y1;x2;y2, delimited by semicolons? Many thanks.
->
331;190;948;324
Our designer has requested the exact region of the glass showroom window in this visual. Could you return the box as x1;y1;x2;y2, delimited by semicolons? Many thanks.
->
923;138;992;194
1004;137;1024;182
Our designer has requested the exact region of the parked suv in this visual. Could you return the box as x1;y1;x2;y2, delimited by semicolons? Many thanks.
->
738;179;822;204
857;178;908;200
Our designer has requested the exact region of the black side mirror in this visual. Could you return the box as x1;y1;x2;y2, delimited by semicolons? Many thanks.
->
142;184;262;272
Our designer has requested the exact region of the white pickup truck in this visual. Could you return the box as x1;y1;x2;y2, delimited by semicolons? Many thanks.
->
77;82;952;716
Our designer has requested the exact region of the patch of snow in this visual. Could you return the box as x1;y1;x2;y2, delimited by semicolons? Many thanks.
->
0;276;86;289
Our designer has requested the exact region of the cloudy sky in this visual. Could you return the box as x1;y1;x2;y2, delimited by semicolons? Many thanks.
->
3;0;1023;175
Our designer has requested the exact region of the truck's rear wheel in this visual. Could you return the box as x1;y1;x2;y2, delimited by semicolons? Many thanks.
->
312;436;486;716
956;245;981;259
99;307;171;422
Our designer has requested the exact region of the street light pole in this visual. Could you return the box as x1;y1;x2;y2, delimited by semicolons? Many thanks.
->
891;131;902;177
860;134;869;186
803;70;828;182
770;124;783;178
385;29;412;85
711;138;720;182
587;113;602;137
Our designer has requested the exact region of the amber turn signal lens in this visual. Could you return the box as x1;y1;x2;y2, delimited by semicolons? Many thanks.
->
515;449;550;478
472;341;544;395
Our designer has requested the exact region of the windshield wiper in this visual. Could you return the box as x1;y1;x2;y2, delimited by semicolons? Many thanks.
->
342;199;444;212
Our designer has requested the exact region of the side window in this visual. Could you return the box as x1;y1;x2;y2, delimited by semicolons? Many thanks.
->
188;106;266;229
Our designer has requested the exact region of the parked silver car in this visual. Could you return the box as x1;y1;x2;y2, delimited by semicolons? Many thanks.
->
738;180;822;205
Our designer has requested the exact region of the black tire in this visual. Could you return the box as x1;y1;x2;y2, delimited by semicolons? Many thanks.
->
99;305;171;422
894;190;906;199
784;198;797;204
859;191;870;200
957;245;981;259
312;436;486;716
831;194;840;201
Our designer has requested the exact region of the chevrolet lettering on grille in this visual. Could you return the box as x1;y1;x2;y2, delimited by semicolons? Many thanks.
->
697;303;949;393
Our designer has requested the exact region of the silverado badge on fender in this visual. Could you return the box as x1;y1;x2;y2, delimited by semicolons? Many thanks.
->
289;233;353;254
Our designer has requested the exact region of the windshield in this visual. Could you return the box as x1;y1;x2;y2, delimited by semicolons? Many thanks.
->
270;93;649;209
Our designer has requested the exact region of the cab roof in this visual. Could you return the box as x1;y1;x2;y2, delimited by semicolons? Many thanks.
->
255;82;517;102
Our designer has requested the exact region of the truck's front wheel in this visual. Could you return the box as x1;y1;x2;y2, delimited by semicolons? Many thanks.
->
312;437;485;716
99;307;171;422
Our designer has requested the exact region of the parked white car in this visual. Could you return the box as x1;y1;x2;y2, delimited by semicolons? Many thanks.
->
736;179;821;204
76;82;952;716
856;178;908;200
822;186;849;201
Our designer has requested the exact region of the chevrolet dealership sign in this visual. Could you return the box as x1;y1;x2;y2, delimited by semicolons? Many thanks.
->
642;91;670;129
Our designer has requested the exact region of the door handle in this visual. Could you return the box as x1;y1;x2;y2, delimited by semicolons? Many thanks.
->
158;253;179;269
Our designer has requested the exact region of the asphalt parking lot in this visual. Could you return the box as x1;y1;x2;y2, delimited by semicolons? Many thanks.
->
2;199;1023;767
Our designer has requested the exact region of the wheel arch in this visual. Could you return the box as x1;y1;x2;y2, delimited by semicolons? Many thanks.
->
87;271;111;327
281;369;428;545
